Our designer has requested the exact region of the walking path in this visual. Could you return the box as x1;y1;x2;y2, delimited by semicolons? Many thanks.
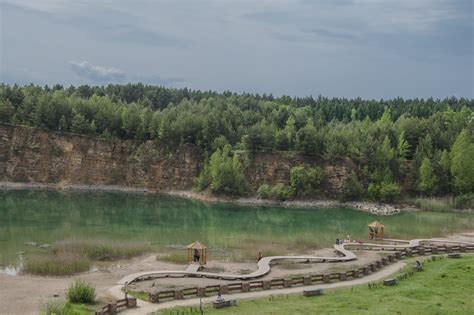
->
117;238;471;285
119;261;407;314
107;237;474;314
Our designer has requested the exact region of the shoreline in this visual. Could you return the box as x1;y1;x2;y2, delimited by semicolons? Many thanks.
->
0;181;410;215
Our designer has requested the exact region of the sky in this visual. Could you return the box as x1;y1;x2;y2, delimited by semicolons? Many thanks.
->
0;0;473;99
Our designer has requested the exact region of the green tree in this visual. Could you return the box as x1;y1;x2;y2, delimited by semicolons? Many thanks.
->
70;113;89;134
0;100;15;122
450;130;474;193
397;131;410;160
418;158;438;195
296;118;322;155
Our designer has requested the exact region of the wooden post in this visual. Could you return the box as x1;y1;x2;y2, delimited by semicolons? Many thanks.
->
219;285;229;294
323;274;331;283
263;281;271;290
241;282;250;292
197;287;206;297
303;276;312;285
283;278;292;288
175;290;184;300
339;273;347;281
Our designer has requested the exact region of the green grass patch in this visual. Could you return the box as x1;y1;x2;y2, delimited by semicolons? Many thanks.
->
158;252;188;264
41;301;94;315
128;289;150;301
164;254;474;315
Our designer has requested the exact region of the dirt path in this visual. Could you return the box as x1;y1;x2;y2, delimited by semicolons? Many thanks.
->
121;261;407;314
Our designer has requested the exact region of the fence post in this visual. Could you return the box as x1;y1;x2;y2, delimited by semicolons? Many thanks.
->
418;247;425;255
339;273;347;281
219;284;229;294
323;274;331;283
303;276;312;285
263;280;271;290
241;282;250;292
149;293;159;303
283;278;292;288
174;290;184;300
197;287;206;297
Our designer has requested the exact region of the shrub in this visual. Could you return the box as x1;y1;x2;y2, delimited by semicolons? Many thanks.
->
257;184;271;199
269;184;295;201
290;166;325;197
67;280;96;304
368;180;401;202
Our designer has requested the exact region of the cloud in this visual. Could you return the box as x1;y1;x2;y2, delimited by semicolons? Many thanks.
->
68;61;184;86
69;61;126;83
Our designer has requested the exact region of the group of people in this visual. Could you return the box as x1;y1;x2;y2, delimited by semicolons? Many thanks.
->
335;235;352;245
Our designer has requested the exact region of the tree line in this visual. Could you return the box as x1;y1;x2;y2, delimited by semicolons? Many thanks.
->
0;83;473;203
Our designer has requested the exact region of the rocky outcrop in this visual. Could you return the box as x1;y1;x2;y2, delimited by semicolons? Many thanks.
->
0;124;353;195
0;124;203;191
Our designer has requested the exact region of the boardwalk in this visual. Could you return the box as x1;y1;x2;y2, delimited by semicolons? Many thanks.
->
117;238;473;285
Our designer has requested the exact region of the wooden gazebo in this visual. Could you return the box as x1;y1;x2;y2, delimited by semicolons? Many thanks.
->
368;221;384;240
187;241;207;265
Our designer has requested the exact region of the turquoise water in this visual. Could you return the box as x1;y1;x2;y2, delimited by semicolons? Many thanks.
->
1;190;473;269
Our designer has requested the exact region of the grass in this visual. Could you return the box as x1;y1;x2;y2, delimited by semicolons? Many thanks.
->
67;280;96;304
24;253;91;276
128;289;150;301
24;239;151;276
158;253;188;264
163;254;474;315
41;301;95;315
408;197;457;212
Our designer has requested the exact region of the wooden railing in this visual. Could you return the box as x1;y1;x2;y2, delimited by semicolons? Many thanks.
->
95;297;137;315
145;245;473;304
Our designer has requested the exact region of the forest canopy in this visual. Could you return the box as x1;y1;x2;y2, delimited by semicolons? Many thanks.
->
1;83;473;200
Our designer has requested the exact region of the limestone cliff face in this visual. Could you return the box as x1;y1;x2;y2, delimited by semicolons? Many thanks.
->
245;152;353;195
0;124;352;195
0;124;203;191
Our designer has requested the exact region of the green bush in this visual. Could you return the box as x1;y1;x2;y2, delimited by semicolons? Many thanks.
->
67;280;96;304
269;184;295;201
290;165;325;197
368;180;401;202
257;184;271;199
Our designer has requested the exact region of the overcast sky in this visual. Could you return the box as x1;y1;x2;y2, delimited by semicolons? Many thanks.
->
1;0;472;99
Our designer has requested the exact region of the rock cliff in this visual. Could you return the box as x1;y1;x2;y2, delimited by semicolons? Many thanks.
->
0;124;352;195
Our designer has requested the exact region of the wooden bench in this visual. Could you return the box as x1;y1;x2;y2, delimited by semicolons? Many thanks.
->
303;288;324;296
448;253;461;259
383;278;397;286
213;300;236;309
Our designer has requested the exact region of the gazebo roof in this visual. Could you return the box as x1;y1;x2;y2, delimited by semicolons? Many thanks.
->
368;221;384;228
187;241;207;250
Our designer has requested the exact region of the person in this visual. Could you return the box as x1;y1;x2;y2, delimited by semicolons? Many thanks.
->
257;251;263;262
346;234;351;243
216;292;225;302
415;260;423;272
336;238;340;245
194;249;200;262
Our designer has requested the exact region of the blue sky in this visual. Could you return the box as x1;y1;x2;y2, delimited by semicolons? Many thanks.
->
1;0;472;98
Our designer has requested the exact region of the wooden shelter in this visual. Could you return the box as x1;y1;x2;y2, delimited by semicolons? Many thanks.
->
368;221;384;239
187;241;207;265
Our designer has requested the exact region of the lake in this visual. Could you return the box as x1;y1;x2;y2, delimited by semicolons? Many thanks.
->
1;190;473;271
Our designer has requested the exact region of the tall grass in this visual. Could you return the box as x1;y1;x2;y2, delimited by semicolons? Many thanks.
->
157;253;188;264
24;239;151;276
24;253;91;276
55;239;151;261
410;197;455;212
67;280;96;304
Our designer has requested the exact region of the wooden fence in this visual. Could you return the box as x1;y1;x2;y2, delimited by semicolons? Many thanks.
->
95;297;137;315
145;245;473;304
